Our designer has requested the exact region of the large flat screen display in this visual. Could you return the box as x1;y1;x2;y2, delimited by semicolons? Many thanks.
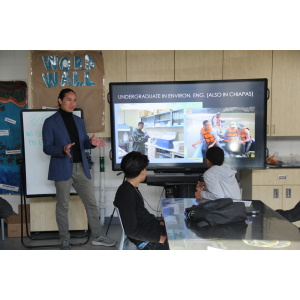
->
109;79;268;173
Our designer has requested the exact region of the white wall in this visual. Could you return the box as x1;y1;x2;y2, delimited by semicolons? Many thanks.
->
0;50;164;218
0;50;28;82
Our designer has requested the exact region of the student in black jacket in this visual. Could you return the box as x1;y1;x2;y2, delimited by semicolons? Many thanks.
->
113;151;169;250
276;201;300;224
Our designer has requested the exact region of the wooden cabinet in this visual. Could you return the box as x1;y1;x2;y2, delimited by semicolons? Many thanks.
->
102;50;127;137
101;50;300;138
175;50;223;81
223;50;273;80
102;50;300;138
223;50;273;135
240;169;300;227
271;50;300;136
251;185;282;209
127;50;174;82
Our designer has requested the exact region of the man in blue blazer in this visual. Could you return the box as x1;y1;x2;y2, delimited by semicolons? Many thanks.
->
42;88;116;249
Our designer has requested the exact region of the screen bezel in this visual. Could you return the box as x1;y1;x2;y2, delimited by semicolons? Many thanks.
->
109;79;268;173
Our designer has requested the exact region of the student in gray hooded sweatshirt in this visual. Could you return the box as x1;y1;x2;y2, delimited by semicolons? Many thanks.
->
195;146;241;200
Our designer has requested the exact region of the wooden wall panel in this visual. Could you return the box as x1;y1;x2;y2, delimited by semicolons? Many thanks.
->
126;50;174;82
223;50;272;80
271;50;300;136
175;50;223;81
101;50;127;137
223;50;272;135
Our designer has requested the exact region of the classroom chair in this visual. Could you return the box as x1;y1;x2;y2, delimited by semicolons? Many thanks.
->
115;206;136;250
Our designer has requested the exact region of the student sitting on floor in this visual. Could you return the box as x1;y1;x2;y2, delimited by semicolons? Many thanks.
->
113;151;169;250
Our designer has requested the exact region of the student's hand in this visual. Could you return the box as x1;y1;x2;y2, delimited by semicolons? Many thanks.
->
195;182;205;200
159;235;167;244
195;187;203;200
196;181;206;190
64;142;75;158
90;134;106;148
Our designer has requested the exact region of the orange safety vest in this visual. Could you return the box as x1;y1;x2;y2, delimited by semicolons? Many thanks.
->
201;126;215;144
224;127;238;142
212;116;221;126
239;127;252;141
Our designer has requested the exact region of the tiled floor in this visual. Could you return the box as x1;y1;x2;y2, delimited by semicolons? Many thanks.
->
0;223;123;250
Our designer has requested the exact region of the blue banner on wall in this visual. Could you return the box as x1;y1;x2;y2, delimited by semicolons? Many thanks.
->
0;81;28;194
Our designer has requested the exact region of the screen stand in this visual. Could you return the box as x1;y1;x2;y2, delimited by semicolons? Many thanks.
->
165;183;197;198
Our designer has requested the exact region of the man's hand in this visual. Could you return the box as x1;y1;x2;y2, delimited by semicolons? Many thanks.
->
64;142;75;158
192;141;200;148
90;134;106;148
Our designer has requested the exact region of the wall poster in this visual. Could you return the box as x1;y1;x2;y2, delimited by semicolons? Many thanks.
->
30;50;105;133
0;81;28;194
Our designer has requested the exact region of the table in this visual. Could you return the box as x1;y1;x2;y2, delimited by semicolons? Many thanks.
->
161;198;300;250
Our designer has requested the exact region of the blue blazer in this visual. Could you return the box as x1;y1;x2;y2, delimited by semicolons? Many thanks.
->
42;111;94;181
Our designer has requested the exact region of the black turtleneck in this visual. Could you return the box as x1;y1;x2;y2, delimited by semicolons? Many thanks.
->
59;109;82;163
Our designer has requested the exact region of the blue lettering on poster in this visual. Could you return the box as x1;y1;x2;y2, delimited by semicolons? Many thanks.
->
73;72;83;86
74;56;84;70
42;72;58;87
61;72;72;86
59;57;71;71
85;55;95;70
41;54;96;87
84;72;95;86
42;56;59;70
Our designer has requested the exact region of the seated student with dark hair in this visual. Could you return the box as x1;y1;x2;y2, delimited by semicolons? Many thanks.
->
195;146;241;200
113;151;169;250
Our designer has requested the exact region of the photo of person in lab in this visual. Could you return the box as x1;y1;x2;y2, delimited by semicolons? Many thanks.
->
132;121;149;155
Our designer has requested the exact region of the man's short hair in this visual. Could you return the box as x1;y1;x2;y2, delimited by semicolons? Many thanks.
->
138;122;144;126
206;147;224;166
203;120;209;126
121;151;149;178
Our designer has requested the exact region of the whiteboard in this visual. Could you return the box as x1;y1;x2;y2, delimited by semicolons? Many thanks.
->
21;109;82;197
